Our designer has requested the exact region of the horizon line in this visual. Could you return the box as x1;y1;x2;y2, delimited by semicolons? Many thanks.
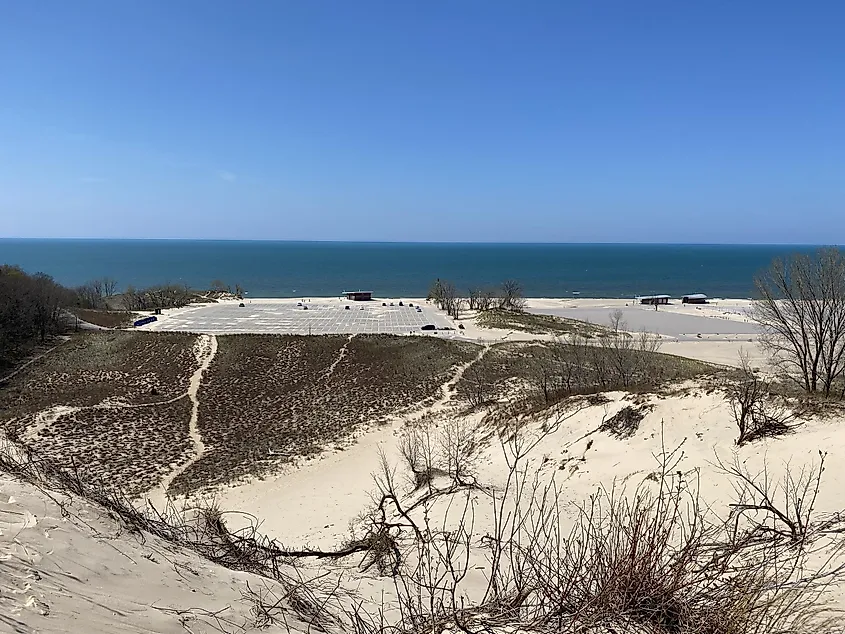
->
0;237;837;247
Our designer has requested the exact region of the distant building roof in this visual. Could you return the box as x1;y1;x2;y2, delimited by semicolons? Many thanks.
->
637;294;671;300
682;293;708;300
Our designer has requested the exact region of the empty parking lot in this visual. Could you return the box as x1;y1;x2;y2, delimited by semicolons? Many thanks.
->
142;299;453;335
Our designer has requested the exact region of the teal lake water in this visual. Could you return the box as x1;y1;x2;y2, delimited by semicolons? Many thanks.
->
0;240;826;298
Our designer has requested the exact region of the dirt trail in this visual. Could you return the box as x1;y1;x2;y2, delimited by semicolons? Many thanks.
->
22;405;81;442
322;334;356;382
433;343;491;411
399;343;492;425
24;381;192;443
151;334;218;500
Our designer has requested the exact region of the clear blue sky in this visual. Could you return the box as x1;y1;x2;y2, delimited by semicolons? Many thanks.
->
2;1;843;243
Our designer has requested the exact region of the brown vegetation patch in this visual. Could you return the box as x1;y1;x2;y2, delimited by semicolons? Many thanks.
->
19;398;193;495
600;405;652;439
0;331;199;494
476;309;606;336
454;340;721;410
0;331;197;421
170;335;478;495
69;308;136;329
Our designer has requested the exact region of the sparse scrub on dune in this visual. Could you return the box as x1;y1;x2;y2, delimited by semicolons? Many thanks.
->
23;398;194;495
171;334;479;495
356;414;845;634
68;307;135;329
3;329;480;498
0;436;363;632
0;331;200;494
476;308;605;336
4;398;845;634
0;331;197;418
455;337;720;412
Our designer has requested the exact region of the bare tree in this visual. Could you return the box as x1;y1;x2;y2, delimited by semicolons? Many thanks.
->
398;422;439;492
428;279;463;318
76;277;118;309
609;308;625;333
440;281;457;317
752;248;845;396
75;282;102;309
467;288;481;311
716;450;829;545
427;278;445;305
463;362;494;407
469;288;497;311
101;277;118;297
499;280;525;312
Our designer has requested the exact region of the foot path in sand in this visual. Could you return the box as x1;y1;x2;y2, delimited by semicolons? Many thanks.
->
151;334;218;500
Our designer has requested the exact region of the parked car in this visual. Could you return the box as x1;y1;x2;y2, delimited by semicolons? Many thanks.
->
421;324;436;331
238;302;245;307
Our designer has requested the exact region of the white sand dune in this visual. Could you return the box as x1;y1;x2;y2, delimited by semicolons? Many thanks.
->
0;471;294;633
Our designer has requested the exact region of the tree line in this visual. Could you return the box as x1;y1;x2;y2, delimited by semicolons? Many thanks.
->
428;278;525;318
0;265;76;368
1;264;247;368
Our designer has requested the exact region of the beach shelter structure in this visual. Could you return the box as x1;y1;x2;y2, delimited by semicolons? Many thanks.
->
682;294;708;304
638;295;670;305
344;290;373;301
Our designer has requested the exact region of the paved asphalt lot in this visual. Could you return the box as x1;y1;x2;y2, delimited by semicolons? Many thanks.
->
144;301;453;335
533;305;759;340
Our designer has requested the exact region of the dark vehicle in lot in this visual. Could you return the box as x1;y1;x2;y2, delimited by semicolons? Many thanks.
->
421;324;436;331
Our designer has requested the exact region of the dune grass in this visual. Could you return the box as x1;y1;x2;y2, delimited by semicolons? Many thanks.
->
476;308;607;336
170;334;478;494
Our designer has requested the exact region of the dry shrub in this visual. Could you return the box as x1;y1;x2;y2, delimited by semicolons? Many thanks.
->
600;405;651;439
355;410;845;634
398;417;479;493
477;433;845;633
728;353;801;446
398;421;440;491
